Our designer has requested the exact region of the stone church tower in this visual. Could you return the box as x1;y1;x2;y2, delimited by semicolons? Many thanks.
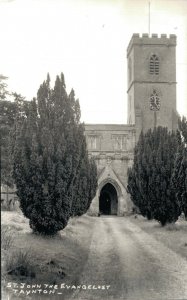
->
85;33;178;216
127;33;178;141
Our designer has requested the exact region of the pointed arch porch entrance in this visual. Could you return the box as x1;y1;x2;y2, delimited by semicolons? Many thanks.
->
99;180;121;215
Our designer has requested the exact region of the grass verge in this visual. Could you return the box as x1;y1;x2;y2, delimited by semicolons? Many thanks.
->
130;214;187;259
1;211;96;300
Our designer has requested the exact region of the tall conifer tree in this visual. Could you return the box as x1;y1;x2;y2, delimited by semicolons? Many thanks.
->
13;73;97;234
127;127;180;225
172;117;187;218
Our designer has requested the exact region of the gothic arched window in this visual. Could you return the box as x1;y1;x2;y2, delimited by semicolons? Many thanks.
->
150;89;160;111
149;54;159;75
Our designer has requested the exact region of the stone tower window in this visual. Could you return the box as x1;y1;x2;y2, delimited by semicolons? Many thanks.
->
149;54;159;75
150;89;160;111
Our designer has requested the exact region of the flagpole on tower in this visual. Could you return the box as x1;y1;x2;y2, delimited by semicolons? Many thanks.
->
148;1;151;36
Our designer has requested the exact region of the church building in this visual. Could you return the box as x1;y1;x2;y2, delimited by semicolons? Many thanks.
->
85;33;178;216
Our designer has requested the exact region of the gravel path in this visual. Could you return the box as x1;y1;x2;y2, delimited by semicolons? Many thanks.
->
70;216;187;300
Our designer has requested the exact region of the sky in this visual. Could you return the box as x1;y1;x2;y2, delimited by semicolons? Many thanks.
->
0;0;187;123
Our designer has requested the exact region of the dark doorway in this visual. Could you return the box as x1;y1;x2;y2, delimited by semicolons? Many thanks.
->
99;183;118;215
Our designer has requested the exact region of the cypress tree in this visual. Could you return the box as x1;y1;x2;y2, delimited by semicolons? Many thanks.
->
177;148;187;218
172;117;187;219
13;73;97;235
127;127;180;225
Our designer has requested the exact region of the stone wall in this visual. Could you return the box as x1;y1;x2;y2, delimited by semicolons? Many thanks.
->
85;124;135;215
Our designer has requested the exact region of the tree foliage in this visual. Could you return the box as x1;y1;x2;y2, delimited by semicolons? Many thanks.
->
179;116;187;144
0;75;28;186
71;154;98;217
171;117;187;218
127;127;180;225
0;99;16;186
12;73;97;235
0;74;9;100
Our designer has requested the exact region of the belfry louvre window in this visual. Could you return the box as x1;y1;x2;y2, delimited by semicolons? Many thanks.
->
149;54;159;75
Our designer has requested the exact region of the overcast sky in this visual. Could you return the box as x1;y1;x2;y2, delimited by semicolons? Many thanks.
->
0;0;187;123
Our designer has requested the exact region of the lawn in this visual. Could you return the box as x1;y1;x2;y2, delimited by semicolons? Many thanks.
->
130;214;187;259
1;210;96;300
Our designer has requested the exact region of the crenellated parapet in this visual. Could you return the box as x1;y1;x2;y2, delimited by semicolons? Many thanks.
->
127;33;177;56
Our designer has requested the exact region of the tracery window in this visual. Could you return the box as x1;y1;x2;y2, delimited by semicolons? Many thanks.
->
149;54;159;75
150;89;160;111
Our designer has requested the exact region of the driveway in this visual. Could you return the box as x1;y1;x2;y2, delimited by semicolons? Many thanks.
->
70;216;187;300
